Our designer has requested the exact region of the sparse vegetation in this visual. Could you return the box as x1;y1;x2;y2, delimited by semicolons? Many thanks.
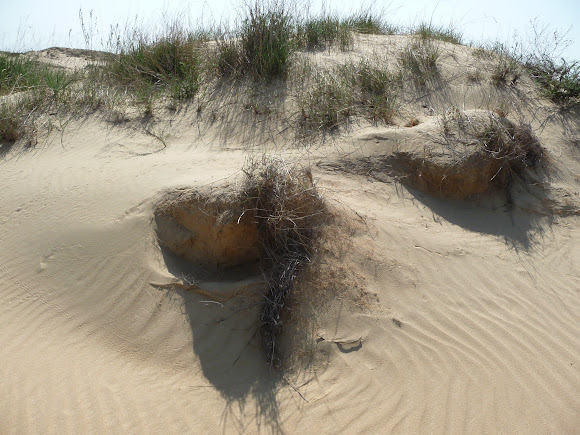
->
1;2;578;149
0;55;41;94
521;19;580;106
414;22;462;44
471;46;493;59
491;45;521;86
0;103;25;143
345;10;396;35
295;15;352;51
526;58;580;106
297;58;400;132
398;40;440;86
467;69;483;83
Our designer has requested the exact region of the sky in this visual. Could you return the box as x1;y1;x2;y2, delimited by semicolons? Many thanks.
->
1;0;579;61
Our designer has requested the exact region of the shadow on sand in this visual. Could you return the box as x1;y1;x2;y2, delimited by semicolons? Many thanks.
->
159;247;285;433
403;185;554;252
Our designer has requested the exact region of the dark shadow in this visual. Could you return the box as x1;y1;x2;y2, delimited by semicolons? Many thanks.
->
157;245;285;433
0;141;15;157
403;185;553;252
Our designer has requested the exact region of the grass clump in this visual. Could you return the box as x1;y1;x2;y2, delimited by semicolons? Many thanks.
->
240;1;294;79
295;16;352;51
415;22;462;44
490;45;521;86
298;72;353;130
110;31;203;102
345;10;395;35
216;0;294;80
240;157;327;368
398;40;440;86
0;54;82;144
298;59;400;132
0;103;26;143
342;59;400;122
477;116;543;189
0;55;41;95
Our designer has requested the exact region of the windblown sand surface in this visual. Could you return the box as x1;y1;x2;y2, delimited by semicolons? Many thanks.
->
1;36;579;433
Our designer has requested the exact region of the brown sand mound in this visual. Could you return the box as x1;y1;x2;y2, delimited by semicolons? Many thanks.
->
322;110;544;200
393;111;543;199
154;188;261;270
153;158;328;368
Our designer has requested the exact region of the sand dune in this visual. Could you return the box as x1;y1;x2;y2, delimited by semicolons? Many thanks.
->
1;35;579;433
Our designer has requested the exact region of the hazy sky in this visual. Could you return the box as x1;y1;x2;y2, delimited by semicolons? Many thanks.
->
1;0;579;60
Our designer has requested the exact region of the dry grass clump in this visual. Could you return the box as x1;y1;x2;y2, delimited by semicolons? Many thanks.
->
476;116;543;185
240;157;328;368
491;49;521;86
439;111;544;197
391;112;543;199
0;103;26;143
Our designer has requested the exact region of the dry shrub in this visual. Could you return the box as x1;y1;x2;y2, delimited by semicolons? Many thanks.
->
477;116;543;185
240;157;328;368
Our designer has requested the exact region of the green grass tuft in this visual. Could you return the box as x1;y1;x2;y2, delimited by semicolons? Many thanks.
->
239;1;294;79
298;58;399;132
0;55;42;95
415;22;462;44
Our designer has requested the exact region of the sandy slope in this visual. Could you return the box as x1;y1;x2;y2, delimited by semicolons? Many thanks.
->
1;38;579;433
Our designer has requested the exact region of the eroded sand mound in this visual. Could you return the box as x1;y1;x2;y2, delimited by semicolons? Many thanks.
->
323;110;544;199
155;188;261;270
392;110;543;198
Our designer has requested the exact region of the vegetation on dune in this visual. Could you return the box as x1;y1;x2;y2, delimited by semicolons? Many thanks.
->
526;58;580;106
414;22;462;45
398;39;440;87
297;58;400;131
1;2;579;147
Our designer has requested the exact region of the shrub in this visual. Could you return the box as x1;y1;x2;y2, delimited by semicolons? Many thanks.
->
527;58;580;106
